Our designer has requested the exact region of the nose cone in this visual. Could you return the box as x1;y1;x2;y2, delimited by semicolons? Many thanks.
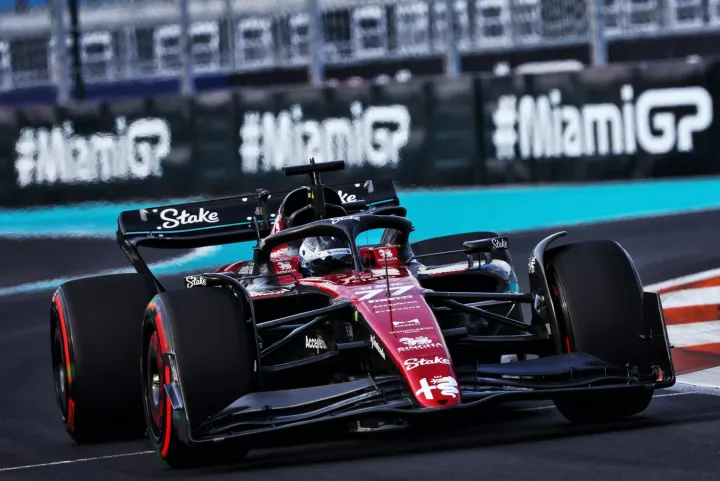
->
347;272;463;408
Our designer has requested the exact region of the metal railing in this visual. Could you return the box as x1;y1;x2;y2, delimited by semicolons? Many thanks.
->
0;0;718;100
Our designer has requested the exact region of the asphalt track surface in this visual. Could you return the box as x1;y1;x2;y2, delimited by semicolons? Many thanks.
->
0;237;183;289
4;210;720;480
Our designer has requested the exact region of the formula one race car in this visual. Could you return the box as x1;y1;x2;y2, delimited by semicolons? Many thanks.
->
49;160;675;468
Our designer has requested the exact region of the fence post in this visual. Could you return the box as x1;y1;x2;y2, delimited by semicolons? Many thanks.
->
67;0;85;101
587;0;608;66
444;0;460;77
225;0;236;71
179;0;195;95
307;0;325;86
50;0;70;105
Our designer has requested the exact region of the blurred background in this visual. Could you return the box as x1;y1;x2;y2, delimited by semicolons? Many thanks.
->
3;0;720;285
0;0;716;100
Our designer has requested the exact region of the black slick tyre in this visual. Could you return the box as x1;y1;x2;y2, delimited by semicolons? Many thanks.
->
50;273;154;443
546;240;654;424
141;287;255;468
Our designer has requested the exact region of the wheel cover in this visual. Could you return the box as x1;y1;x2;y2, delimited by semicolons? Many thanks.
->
51;316;68;421
144;331;165;440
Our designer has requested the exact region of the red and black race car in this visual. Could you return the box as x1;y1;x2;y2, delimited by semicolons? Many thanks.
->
50;160;675;468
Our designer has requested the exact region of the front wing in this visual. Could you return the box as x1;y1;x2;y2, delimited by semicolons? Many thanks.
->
170;349;674;447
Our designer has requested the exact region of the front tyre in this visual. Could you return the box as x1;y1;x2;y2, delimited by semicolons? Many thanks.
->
141;287;255;468
546;240;655;424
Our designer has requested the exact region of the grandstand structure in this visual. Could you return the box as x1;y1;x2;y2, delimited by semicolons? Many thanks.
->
0;0;719;95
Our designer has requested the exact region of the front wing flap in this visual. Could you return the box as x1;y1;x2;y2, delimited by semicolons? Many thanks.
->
179;351;670;445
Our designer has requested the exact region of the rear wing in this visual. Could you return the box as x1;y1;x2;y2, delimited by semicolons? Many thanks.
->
116;178;399;250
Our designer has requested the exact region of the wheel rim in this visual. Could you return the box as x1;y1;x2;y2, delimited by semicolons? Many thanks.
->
144;330;165;440
51;315;68;421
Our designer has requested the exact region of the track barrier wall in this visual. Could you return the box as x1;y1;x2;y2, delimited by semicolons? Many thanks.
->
1;57;720;207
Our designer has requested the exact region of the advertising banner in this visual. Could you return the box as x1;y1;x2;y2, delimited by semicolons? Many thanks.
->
0;79;470;207
0;97;191;207
478;60;718;184
5;57;720;207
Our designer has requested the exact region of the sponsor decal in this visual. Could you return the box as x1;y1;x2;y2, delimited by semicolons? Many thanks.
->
374;305;421;314
369;334;386;360
528;257;536;275
157;207;219;230
238;103;411;172
345;322;354;340
14;117;171;188
368;294;414;304
403;356;450;371
415;376;459;400
305;335;328;353
390;326;434;334
393;319;421;328
275;260;294;274
400;336;431;346
238;262;254;275
357;286;414;301
397;336;444;352
376;248;397;261
372;300;418;312
303;247;352;261
491;237;508;250
185;275;207;288
491;85;713;160
337;189;363;204
331;216;361;225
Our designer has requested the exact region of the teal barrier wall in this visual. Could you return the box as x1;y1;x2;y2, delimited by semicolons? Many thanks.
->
4;177;720;238
3;176;720;295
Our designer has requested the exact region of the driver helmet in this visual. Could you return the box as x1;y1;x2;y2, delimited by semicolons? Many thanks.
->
298;236;354;277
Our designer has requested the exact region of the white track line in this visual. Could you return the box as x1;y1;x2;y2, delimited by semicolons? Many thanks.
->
653;391;699;398
677;367;720;388
0;450;154;473
649;269;720;389
660;287;720;308
645;268;720;292
666;320;720;348
0;393;699;473
0;246;219;297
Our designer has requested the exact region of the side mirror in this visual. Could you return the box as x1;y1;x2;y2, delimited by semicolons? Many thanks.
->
463;236;509;255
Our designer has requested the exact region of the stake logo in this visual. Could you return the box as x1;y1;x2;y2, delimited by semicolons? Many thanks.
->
185;276;207;288
403;356;450;371
157;207;219;229
491;85;713;160
491;237;508;250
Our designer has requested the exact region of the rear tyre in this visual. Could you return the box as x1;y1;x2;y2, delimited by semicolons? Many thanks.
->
142;287;255;468
50;274;154;443
546;240;654;424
